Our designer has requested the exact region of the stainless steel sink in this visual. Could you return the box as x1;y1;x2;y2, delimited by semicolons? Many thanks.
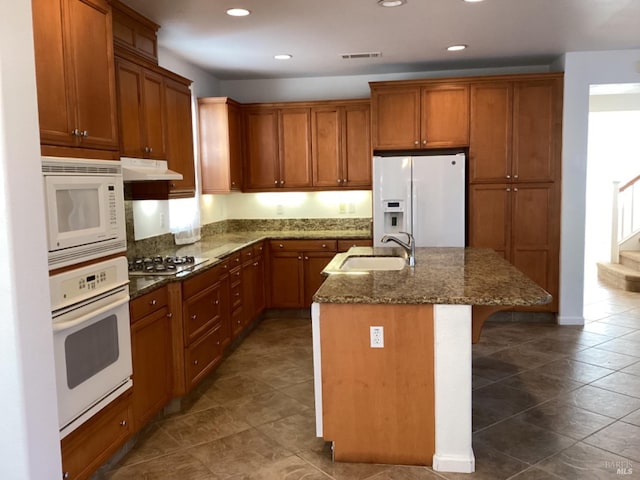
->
339;256;406;271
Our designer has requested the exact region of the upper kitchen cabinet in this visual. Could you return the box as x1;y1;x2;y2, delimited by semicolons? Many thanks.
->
370;82;469;150
244;106;312;190
164;78;196;197
198;97;243;193
115;58;166;160
469;75;563;184
312;101;371;188
32;0;119;157
111;0;159;63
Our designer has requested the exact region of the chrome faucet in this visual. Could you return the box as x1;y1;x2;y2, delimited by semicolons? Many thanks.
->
381;231;416;266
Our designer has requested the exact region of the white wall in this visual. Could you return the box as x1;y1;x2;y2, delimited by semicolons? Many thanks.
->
158;47;220;98
219;65;550;103
559;50;640;325
0;0;61;478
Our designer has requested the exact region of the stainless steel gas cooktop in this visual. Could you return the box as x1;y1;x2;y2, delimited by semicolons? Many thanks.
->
128;255;208;276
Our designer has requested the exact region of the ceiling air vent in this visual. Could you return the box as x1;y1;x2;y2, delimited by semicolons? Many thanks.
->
340;52;382;59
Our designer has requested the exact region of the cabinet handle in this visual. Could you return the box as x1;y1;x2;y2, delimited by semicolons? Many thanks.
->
63;473;70;479
304;256;309;260
253;262;259;267
274;180;278;185
321;243;327;248
237;319;241;324
149;299;157;306
149;147;153;153
298;256;302;260
506;188;511;192
514;174;519;179
194;359;199;365
144;146;150;153
280;180;284;186
166;313;173;318
414;140;419;145
215;300;219;305
234;292;240;297
337;179;342;184
514;187;519;192
506;175;511;179
119;420;127;427
343;179;347;184
279;244;284;248
170;183;176;188
81;130;88;137
191;314;197;320
216;340;220;345
70;129;80;136
422;140;427;145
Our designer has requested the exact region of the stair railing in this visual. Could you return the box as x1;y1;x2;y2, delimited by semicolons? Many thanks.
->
612;175;640;262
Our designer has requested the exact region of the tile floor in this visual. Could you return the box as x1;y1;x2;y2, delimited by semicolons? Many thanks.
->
99;281;640;479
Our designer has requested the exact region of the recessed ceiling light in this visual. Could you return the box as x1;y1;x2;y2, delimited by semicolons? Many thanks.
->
274;54;292;60
447;44;468;52
226;8;250;17
377;0;407;7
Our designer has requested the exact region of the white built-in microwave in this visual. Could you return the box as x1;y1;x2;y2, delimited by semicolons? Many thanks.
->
42;157;126;270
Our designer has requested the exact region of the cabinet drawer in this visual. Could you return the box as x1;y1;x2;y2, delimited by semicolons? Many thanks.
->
230;282;242;310
253;241;265;257
269;239;337;252
337;239;373;252
182;263;225;299
61;392;132;480
241;245;255;263
227;252;242;270
229;265;242;286
231;306;244;338
183;284;224;345
185;324;223;388
130;286;168;322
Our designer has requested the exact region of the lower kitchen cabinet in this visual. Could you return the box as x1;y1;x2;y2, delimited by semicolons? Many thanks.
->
337;239;373;252
130;288;173;431
269;239;337;308
60;391;132;480
242;242;266;328
469;183;559;312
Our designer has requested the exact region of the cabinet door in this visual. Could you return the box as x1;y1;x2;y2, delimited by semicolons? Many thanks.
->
270;252;304;308
141;70;166;159
371;87;421;150
244;109;279;189
32;0;75;147
469;83;512;183
343;103;372;187
116;59;144;158
279;108;312;188
183;282;225;345
312;107;342;188
67;0;119;150
511;184;558;310
303;252;335;307
164;78;195;197
512;80;560;183
130;306;172;430
420;85;469;148
253;254;266;317
468;184;511;259
228;101;244;190
242;259;255;327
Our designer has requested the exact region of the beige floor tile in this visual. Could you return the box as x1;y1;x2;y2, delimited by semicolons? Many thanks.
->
117;424;182;467
243;455;331;479
298;442;391;480
160;406;252;447
256;413;326;454
225;390;311;427
559;385;640;419
202;373;276;406
537;442;634;479
104;451;214;480
279;380;316;408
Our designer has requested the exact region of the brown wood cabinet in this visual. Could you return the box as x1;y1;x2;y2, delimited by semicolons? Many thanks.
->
312;102;371;188
32;0;119;155
244;108;280;190
198;97;243;193
469;183;560;311
269;240;337;308
129;287;173;431
164;78;196;197
469;77;562;184
181;263;230;390
241;242;266;329
111;0;159;63
60;391;132;480
370;83;469;150
337;239;373;252
115;58;166;159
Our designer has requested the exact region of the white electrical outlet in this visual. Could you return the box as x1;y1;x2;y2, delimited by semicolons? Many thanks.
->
370;326;384;348
160;213;166;229
276;204;284;215
339;203;346;214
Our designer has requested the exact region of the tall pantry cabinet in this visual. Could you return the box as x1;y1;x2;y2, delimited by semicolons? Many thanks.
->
468;75;563;312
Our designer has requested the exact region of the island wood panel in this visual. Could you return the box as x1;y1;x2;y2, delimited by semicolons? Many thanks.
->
320;303;435;465
468;184;511;259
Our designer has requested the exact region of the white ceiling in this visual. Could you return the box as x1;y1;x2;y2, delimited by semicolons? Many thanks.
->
121;0;640;80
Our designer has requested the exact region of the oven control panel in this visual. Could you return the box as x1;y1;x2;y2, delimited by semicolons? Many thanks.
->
50;257;129;311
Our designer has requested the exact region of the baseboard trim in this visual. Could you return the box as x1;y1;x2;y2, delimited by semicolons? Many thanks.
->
557;315;585;325
432;452;475;473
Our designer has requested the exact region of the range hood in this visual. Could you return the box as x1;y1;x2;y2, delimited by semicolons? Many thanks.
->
120;157;183;182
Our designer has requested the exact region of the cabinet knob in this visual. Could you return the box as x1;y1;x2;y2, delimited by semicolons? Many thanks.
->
216;340;220;345
343;179;347;184
514;174;519;179
280;180;284;186
166;312;173;318
215;300;220;305
274;180;278;185
414;140;419;145
279;244;284;248
237;319;241;324
234;292;240;297
506;175;511;179
81;130;88;137
321;244;327;248
298;256;302;260
63;473;70;479
337;179;342;184
149;147;153;153
119;420;127;427
422;140;427;144
193;359;199;365
304;256;309;260
514;187;519;192
170;183;176;188
253;262;259;267
149;299;157;305
191;314;197;320
506;188;511;192
247;252;252;257
70;129;80;137
144;146;150;153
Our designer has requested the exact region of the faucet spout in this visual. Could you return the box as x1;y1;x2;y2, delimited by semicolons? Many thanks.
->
380;231;416;266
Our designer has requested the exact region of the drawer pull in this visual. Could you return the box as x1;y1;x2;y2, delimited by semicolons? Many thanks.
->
234;293;240;297
194;359;199;365
119;420;127;427
247;252;252;257
253;262;259;267
322;244;327;248
149;299;157;306
304;256;309;260
279;243;284;248
63;473;70;479
214;300;220;305
237;320;241;324
166;312;173;318
216;340;220;345
191;314;197;320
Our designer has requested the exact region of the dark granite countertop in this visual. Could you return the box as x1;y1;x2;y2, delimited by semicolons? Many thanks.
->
314;247;552;306
128;229;370;299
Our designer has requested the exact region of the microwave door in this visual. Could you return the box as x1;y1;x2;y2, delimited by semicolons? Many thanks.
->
45;177;111;251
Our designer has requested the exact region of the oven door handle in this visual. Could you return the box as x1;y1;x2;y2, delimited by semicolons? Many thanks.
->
53;296;129;333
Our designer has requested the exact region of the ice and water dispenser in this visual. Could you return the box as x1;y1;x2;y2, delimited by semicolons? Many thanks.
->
380;199;407;235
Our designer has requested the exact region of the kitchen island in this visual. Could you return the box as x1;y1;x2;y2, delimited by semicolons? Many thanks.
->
312;247;551;473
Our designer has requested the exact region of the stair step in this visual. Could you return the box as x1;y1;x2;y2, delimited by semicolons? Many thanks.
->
597;262;640;292
620;250;640;270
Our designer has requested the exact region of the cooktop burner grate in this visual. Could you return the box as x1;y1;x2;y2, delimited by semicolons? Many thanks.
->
128;255;208;276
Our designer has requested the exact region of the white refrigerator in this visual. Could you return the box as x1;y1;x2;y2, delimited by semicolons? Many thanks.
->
373;153;466;247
